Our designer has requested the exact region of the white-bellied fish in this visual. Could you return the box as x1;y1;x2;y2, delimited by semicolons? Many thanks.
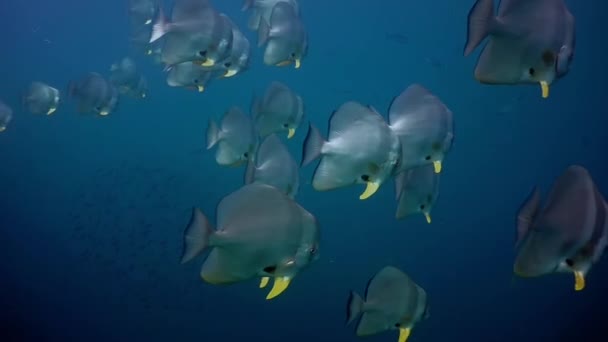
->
301;102;401;200
347;266;430;342
150;0;234;67
23;82;61;115
395;164;440;224
245;134;299;198
181;183;320;299
514;165;608;291
207;106;258;167
0;101;13;132
257;2;307;69
242;0;300;31
252;81;304;139
464;0;576;98
388;84;454;174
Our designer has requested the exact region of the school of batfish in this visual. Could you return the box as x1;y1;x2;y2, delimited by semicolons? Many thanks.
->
2;1;604;342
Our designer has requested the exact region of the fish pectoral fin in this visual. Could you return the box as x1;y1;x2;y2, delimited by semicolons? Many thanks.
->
266;277;291;300
287;128;295;139
294;59;301;69
424;213;432;224
540;81;549;99
398;327;411;342
433;160;442;173
574;271;586;291
359;181;380;200
259;277;270;289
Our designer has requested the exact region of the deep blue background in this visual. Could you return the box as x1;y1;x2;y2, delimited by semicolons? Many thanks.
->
1;0;607;341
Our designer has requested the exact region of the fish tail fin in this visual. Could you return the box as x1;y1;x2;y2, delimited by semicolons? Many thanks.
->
206;119;220;149
346;291;364;325
180;207;214;264
464;0;495;56
242;0;253;11
244;158;256;184
301;123;325;167
150;7;170;43
257;18;270;47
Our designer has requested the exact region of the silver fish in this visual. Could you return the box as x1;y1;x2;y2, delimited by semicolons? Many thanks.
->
206;106;258;167
464;0;576;98
252;81;304;139
181;183;320;299
215;17;251;78
245;134;299;199
301;102;401;200
166;61;216;92
0;101;13;132
394;164;440;224
68;72;119;116
346;266;429;342
150;0;233;67
242;0;300;31
388;84;454;175
110;57;148;99
257;2;307;69
23;82;61;115
514;165;607;291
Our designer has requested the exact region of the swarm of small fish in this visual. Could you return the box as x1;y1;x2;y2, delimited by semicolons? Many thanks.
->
243;0;308;69
146;0;252;93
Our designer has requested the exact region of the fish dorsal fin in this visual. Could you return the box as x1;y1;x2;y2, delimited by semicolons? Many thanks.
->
257;134;287;168
497;0;522;17
539;166;597;244
388;84;451;138
216;183;277;228
172;0;212;22
516;187;541;246
270;2;298;28
328;101;376;140
388;84;432;128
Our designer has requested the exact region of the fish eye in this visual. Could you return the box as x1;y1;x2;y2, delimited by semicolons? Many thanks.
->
565;259;574;267
394;323;401;328
420;204;426;210
528;68;535;76
198;50;207;57
425;155;431;161
283;123;289;128
361;174;370;182
193;79;199;84
224;62;231;68
263;265;277;273
243;152;249;158
290;52;296;58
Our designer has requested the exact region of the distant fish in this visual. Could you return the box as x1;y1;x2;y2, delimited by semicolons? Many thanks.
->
68;72;119;116
385;32;409;45
394;164;440;223
0;101;13;132
258;2;307;69
23;82;61;115
252;81;305;139
242;0;300;31
206;106;258;167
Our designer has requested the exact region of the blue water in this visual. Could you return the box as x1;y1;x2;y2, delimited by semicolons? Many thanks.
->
1;0;607;341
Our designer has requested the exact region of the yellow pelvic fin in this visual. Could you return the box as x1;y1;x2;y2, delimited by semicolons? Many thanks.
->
266;277;291;300
145;19;152;25
398;327;411;342
201;58;215;67
433;160;442;174
574;271;586;291
197;85;205;93
287;128;295;139
46;107;57;115
141;93;147;98
359;181;380;200
259;277;269;289
424;213;432;224
146;50;152;55
224;69;238;78
540;81;549;99
99;110;109;116
0;126;6;132
294;59;301;69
